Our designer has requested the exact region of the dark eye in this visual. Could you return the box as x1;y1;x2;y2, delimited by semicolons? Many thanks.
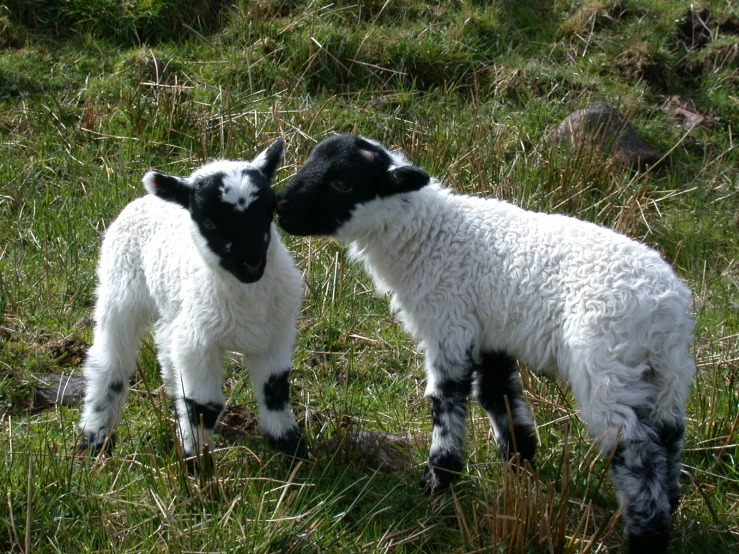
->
330;180;353;193
203;219;217;230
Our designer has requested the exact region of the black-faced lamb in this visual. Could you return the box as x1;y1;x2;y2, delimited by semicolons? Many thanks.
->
276;134;695;553
78;138;305;461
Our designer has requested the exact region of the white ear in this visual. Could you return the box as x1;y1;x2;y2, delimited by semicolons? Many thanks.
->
142;171;159;195
141;171;192;208
359;149;375;162
252;137;285;179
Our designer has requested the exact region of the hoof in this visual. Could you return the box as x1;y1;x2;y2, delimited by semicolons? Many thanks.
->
268;427;310;460
420;453;462;494
77;432;116;456
627;530;670;554
184;446;216;478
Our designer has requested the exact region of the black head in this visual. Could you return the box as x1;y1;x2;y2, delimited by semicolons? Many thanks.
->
276;135;430;236
142;138;284;283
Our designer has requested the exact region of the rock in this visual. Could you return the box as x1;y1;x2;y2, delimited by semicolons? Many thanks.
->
553;102;661;166
662;96;713;130
74;316;94;330
35;374;86;406
147;57;172;84
317;431;417;472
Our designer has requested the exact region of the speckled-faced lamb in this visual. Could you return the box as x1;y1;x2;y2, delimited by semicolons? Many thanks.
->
276;134;695;553
78;138;305;462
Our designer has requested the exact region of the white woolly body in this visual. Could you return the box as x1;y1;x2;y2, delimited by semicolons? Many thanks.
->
80;194;303;451
337;182;695;447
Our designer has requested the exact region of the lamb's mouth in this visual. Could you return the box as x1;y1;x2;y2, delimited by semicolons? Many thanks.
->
277;215;301;234
221;256;266;283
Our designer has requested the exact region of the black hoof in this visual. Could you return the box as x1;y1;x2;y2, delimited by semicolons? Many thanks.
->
268;427;309;460
77;432;116;456
420;453;463;494
627;530;670;554
184;446;215;478
497;425;538;465
504;450;537;471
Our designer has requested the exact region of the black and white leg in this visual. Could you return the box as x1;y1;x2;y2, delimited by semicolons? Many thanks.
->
659;417;685;514
170;348;225;459
609;416;673;553
78;304;150;454
472;350;537;464
249;351;304;457
420;347;473;493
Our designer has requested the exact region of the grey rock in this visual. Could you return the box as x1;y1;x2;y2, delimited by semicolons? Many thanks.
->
317;431;418;472
147;57;171;84
35;374;86;407
74;316;94;330
554;102;661;166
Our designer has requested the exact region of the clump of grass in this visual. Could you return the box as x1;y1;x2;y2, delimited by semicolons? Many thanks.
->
557;0;629;38
458;445;621;553
6;0;224;45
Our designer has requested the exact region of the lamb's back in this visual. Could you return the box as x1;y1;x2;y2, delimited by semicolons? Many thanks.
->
450;195;691;367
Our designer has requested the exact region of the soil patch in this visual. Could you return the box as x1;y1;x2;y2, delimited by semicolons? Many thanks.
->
676;8;712;50
47;337;87;367
216;403;258;442
316;431;418;473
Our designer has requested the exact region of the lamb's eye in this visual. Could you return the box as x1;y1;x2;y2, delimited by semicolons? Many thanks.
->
330;180;353;193
203;219;217;230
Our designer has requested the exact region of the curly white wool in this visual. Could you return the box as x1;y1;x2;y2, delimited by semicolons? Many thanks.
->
78;144;304;460
342;182;694;444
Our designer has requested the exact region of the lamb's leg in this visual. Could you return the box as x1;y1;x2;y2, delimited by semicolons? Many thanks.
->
248;350;304;457
572;356;678;552
78;298;151;454
473;350;537;464
659;418;685;514
609;415;673;554
170;346;225;460
153;322;176;397
420;348;473;493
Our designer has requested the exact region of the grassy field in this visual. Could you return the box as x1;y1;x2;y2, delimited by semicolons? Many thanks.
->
1;0;738;552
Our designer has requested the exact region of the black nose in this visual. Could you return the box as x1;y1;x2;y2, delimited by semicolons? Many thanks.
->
244;260;264;276
277;199;290;211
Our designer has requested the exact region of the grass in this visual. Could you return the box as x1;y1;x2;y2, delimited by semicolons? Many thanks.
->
1;0;738;551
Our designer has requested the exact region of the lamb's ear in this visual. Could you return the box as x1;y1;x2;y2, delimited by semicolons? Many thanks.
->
142;171;191;209
382;165;430;196
252;138;285;180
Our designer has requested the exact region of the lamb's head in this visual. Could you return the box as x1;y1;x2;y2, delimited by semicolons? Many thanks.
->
142;138;284;283
277;134;430;236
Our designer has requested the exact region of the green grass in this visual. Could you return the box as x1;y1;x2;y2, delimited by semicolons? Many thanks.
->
1;0;738;551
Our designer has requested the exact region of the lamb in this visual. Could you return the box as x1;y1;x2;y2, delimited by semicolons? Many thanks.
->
276;134;695;552
78;138;305;462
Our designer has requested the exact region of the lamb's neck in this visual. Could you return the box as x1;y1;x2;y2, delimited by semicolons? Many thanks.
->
340;184;450;294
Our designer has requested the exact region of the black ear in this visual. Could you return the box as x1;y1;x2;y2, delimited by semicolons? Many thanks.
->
142;171;191;208
381;166;430;196
252;138;285;180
